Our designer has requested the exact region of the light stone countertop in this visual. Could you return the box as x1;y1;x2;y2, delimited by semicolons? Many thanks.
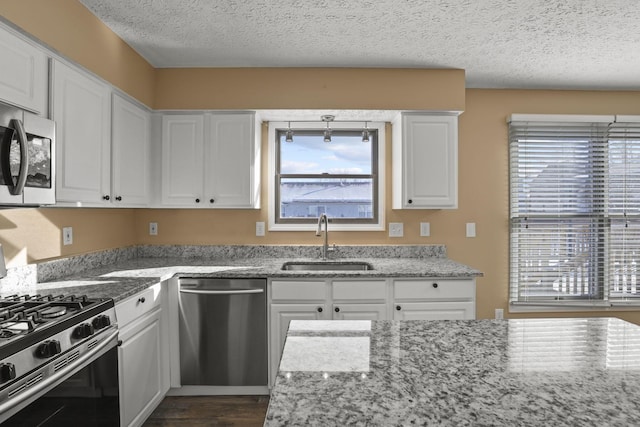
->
0;246;482;303
265;317;640;426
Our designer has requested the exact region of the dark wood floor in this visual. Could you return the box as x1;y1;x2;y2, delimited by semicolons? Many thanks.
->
143;395;269;427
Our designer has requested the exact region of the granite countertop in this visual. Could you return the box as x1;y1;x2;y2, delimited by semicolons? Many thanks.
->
265;318;640;426
0;250;482;303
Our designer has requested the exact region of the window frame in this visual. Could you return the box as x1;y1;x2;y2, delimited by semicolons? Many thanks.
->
268;121;386;232
508;114;640;312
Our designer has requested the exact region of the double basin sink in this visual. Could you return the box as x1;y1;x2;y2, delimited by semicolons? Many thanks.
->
281;261;374;271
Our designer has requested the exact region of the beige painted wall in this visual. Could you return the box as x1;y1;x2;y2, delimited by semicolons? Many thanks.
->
2;1;640;325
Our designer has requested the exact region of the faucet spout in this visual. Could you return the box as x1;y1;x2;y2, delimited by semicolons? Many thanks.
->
316;214;329;260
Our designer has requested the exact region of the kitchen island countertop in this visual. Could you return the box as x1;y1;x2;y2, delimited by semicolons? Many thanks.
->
265;317;640;426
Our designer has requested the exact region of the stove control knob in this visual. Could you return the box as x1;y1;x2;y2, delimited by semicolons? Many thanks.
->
92;315;111;330
0;363;16;383
73;323;94;339
36;340;62;358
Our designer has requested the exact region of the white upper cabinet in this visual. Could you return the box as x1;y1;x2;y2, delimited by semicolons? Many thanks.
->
112;94;151;206
161;112;261;208
52;60;111;205
392;113;458;209
206;113;260;208
0;25;48;114
161;114;205;206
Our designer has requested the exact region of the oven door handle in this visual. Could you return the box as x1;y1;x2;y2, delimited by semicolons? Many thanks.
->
0;328;119;421
2;119;29;196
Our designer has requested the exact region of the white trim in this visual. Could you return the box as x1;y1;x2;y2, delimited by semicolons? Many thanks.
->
267;121;386;232
615;115;640;123
507;114;615;123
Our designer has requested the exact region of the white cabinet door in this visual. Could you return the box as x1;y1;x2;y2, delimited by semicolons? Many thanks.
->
269;303;327;385
161;114;204;206
332;303;387;320
111;94;150;206
0;25;48;114
205;113;260;208
392;301;475;320
392;113;458;209
118;308;165;427
52;60;111;204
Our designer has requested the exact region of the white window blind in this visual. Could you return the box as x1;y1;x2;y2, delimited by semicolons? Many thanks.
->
509;116;640;307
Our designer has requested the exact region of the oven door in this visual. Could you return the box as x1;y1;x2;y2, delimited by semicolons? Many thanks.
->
1;330;120;426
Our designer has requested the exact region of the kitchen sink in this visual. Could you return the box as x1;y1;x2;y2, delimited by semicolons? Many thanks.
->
281;261;374;271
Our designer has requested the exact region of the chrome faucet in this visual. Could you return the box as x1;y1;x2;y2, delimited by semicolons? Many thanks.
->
316;214;330;260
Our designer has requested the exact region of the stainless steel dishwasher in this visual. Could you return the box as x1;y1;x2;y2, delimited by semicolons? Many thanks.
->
178;277;268;386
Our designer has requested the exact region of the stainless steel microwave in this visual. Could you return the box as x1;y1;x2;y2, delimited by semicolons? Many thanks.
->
0;102;55;205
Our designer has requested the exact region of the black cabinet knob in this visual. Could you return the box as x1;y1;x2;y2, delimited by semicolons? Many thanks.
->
432;283;438;288
396;305;401;311
0;363;16;383
317;307;323;313
102;195;110;201
115;196;122;201
209;199;215;203
334;307;340;313
195;198;200;203
138;297;146;304
408;199;413;204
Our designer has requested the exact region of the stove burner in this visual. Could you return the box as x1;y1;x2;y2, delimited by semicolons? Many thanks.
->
39;306;67;319
0;330;16;339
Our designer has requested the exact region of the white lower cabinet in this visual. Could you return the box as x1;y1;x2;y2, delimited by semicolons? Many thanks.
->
392;279;476;320
332;303;387;320
116;283;169;427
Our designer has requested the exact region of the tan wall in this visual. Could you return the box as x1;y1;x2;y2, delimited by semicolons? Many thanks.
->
155;68;465;111
0;0;155;107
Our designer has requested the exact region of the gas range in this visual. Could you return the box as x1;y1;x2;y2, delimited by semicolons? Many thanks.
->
0;293;119;422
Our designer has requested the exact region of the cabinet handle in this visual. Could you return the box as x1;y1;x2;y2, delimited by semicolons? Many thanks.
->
334;307;340;313
115;196;122;201
432;283;438;288
102;195;110;201
396;305;401;311
210;198;215;204
137;297;146;304
317;307;323;313
195;198;200;203
408;199;413;204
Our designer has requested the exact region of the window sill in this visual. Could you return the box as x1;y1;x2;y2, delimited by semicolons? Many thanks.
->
268;222;386;232
509;301;640;313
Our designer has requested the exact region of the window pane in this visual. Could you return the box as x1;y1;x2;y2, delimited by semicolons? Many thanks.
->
279;132;372;174
279;177;373;219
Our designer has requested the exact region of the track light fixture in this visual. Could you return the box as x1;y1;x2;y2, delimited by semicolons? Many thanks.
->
362;121;370;142
322;115;334;143
285;122;293;142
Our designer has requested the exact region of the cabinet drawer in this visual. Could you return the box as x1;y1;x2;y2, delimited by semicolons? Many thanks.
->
116;283;162;328
332;280;386;300
393;279;474;301
271;280;326;301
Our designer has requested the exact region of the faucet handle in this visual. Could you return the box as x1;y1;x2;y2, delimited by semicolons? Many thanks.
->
328;244;337;252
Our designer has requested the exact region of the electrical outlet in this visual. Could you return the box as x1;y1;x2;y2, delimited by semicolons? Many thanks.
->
256;221;265;237
62;227;73;245
466;222;476;238
420;222;431;237
149;222;158;236
495;308;504;319
389;222;404;238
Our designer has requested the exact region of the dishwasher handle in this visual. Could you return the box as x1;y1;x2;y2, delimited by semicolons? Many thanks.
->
179;288;264;295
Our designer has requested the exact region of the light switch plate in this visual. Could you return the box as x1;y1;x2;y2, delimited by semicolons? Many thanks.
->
389;222;404;237
256;221;265;237
420;222;431;237
62;227;73;245
149;222;158;236
466;222;476;238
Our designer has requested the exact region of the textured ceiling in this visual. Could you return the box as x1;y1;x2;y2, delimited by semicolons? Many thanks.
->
78;0;640;90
